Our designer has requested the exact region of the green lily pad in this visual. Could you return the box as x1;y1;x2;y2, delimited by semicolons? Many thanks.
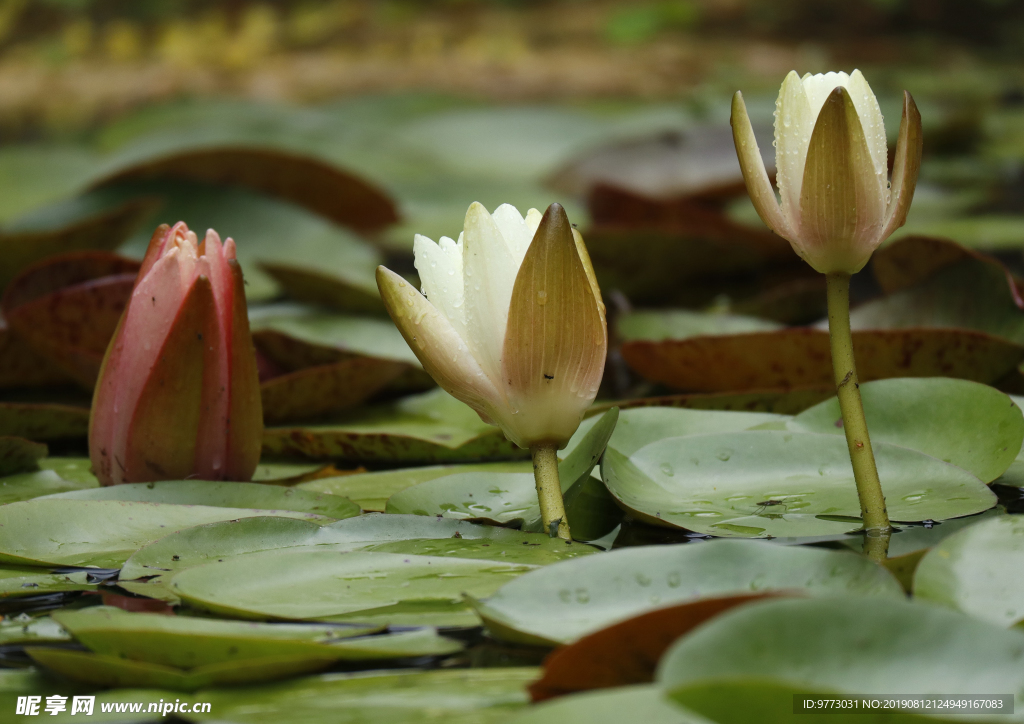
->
52;607;458;668
0;567;98;597
249;304;422;367
250;461;329;482
505;684;700;724
0;616;69;645
191;667;538;724
262;388;524;463
657;597;1024;716
386;409;619;538
43;481;361;520
790;378;1023;484
298;462;532;512
0;457;99;505
618;309;783;342
603;431;996;538
669;679;981;724
0;499;332;568
169;550;535;627
27;646;341;692
120;514;596;595
473;539;903;646
913;515;1024;627
567;406;786;460
0;402;89;440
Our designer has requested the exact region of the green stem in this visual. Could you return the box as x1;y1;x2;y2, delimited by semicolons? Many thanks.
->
531;444;570;540
862;527;891;564
826;272;891;535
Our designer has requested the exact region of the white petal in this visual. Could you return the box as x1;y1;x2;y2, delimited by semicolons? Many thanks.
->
462;202;518;383
848;69;889;204
524;208;543;238
491;203;532;266
801;71;852;116
775;71;815;231
414;233;465;333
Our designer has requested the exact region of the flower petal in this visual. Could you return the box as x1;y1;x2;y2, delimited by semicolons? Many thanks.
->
798;86;887;274
221;258;263;481
491;203;533;265
774;71;817;230
847;69;889;203
413;233;466;333
120;275;216;483
462;202;518;383
501;203;607;449
881;90;924;241
377;265;504;423
732;90;791;239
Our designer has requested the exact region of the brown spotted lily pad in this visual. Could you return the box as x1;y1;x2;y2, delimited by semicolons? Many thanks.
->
621;328;1023;392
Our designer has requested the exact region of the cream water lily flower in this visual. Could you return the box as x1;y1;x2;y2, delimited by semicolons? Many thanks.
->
376;202;607;540
731;70;922;274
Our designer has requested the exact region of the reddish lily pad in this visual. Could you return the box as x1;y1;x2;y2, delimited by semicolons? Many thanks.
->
622;328;1024;392
1;251;140;388
594;387;834;415
261;358;408;424
871;235;1008;296
529;593;785;702
91;146;398;233
0;322;71;388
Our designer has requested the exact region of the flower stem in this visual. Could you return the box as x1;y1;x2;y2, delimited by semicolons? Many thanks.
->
825;272;891;537
531;444;571;540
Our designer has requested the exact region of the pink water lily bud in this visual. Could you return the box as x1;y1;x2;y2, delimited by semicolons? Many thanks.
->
732;70;923;274
377;202;608;450
89;222;263;485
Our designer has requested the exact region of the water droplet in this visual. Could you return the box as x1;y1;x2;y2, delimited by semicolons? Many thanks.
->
635;573;652;586
659;463;674;477
667;572;681;588
558;589;572;603
537;290;548;305
575;588;590;603
716;449;732;462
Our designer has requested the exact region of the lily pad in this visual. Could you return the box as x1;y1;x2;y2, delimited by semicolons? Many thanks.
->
44;481;361;520
617;309;783;342
0;567;98;597
0;402;90;440
120;514;596;591
27;646;341;692
262;388;524;463
0;499;331;568
259;262;386;315
657;597;1024;718
261;358;407;424
0;436;47;475
0;457;99;505
790;378;1024;484
298;462;532;512
669;679;980;724
386;409;620;538
913;515;1024;627
190;667;537;724
506;685;700;724
603;431;996;537
0;616;69;645
249;305;423;367
473;539;903;646
622;328;1024;392
52;607;458;668
169;550;536;627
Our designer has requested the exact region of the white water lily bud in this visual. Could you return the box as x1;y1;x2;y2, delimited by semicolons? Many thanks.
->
377;202;607;449
732;70;923;274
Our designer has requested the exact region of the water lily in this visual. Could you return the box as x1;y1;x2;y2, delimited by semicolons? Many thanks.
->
376;202;608;539
732;70;925;557
732;69;922;275
89;222;263;486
